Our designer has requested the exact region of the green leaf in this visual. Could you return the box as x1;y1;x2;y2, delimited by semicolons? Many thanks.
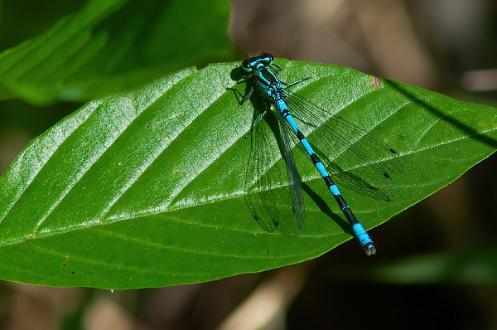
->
0;1;85;51
0;59;496;289
0;0;233;105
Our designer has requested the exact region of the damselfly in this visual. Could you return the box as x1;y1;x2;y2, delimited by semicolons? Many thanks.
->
235;53;401;256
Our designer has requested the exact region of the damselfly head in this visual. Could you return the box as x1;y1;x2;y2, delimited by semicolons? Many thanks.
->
259;52;274;63
242;53;274;73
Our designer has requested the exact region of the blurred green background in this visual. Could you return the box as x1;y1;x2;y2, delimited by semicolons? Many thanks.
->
1;0;497;329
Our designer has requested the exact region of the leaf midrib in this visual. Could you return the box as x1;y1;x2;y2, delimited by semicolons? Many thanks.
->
4;64;492;254
0;73;394;248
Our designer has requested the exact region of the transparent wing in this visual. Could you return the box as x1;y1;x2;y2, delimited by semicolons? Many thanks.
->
276;112;305;231
285;90;403;201
245;108;305;234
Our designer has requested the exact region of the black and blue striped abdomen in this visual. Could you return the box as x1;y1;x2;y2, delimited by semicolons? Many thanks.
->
273;97;375;255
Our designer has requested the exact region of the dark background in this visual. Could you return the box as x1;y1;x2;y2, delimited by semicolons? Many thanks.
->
1;0;497;329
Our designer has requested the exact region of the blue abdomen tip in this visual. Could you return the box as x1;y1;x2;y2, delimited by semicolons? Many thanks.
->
352;223;373;246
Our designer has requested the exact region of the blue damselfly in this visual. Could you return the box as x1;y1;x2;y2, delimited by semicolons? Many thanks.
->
235;53;401;255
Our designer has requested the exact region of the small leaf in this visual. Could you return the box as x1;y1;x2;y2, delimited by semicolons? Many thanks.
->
0;59;496;288
0;0;233;105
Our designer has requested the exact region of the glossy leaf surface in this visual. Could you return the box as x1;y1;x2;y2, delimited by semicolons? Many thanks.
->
0;59;496;288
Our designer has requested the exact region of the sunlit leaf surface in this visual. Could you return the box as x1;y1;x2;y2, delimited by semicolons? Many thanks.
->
0;59;496;288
